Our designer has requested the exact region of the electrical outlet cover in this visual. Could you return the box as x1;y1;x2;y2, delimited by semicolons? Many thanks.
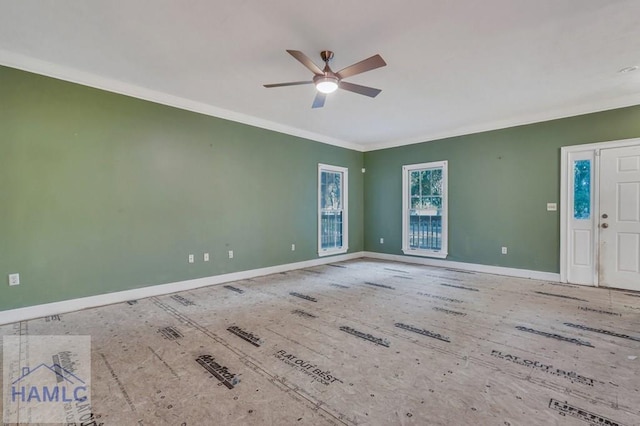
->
8;273;20;286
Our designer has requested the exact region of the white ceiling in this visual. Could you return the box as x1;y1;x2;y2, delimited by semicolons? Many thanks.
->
1;1;640;151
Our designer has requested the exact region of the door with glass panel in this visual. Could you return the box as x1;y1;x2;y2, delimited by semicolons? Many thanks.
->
567;152;595;285
564;141;640;289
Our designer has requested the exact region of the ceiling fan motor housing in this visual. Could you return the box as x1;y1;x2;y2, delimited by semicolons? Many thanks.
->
320;50;334;63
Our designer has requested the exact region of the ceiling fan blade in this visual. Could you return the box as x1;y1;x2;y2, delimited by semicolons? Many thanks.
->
336;54;386;79
286;50;324;75
263;81;313;88
339;81;382;98
312;92;326;108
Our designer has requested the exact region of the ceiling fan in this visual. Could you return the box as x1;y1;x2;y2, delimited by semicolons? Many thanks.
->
264;50;387;108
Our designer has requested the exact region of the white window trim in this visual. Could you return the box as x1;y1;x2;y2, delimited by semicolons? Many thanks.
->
402;161;448;259
318;163;348;257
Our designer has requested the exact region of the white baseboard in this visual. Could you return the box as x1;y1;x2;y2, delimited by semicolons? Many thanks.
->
0;252;363;325
362;251;561;282
0;251;562;325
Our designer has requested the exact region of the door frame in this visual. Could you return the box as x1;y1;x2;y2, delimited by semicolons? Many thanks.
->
560;137;640;285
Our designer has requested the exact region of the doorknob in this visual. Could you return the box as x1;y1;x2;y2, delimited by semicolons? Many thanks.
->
601;223;609;229
602;213;608;219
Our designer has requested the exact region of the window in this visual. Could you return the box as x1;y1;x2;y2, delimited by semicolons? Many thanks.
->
318;164;348;256
573;159;591;220
402;161;448;258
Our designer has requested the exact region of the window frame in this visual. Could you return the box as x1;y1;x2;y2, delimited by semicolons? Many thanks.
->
318;163;349;257
402;161;448;258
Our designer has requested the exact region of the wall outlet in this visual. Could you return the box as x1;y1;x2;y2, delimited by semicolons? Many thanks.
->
228;250;234;259
291;244;296;251
547;203;557;211
380;238;384;244
501;247;508;255
8;273;20;286
188;254;195;264
204;253;210;262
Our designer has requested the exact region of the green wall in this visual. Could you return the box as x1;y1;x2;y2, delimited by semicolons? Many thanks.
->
0;66;364;311
4;62;640;313
364;105;640;272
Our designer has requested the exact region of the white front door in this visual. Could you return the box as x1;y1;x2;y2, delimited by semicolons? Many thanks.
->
599;145;640;291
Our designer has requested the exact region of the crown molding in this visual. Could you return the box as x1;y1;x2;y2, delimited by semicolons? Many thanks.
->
3;49;640;154
0;49;364;152
364;94;640;152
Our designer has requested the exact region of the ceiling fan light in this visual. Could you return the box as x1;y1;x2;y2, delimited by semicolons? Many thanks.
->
315;76;339;94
